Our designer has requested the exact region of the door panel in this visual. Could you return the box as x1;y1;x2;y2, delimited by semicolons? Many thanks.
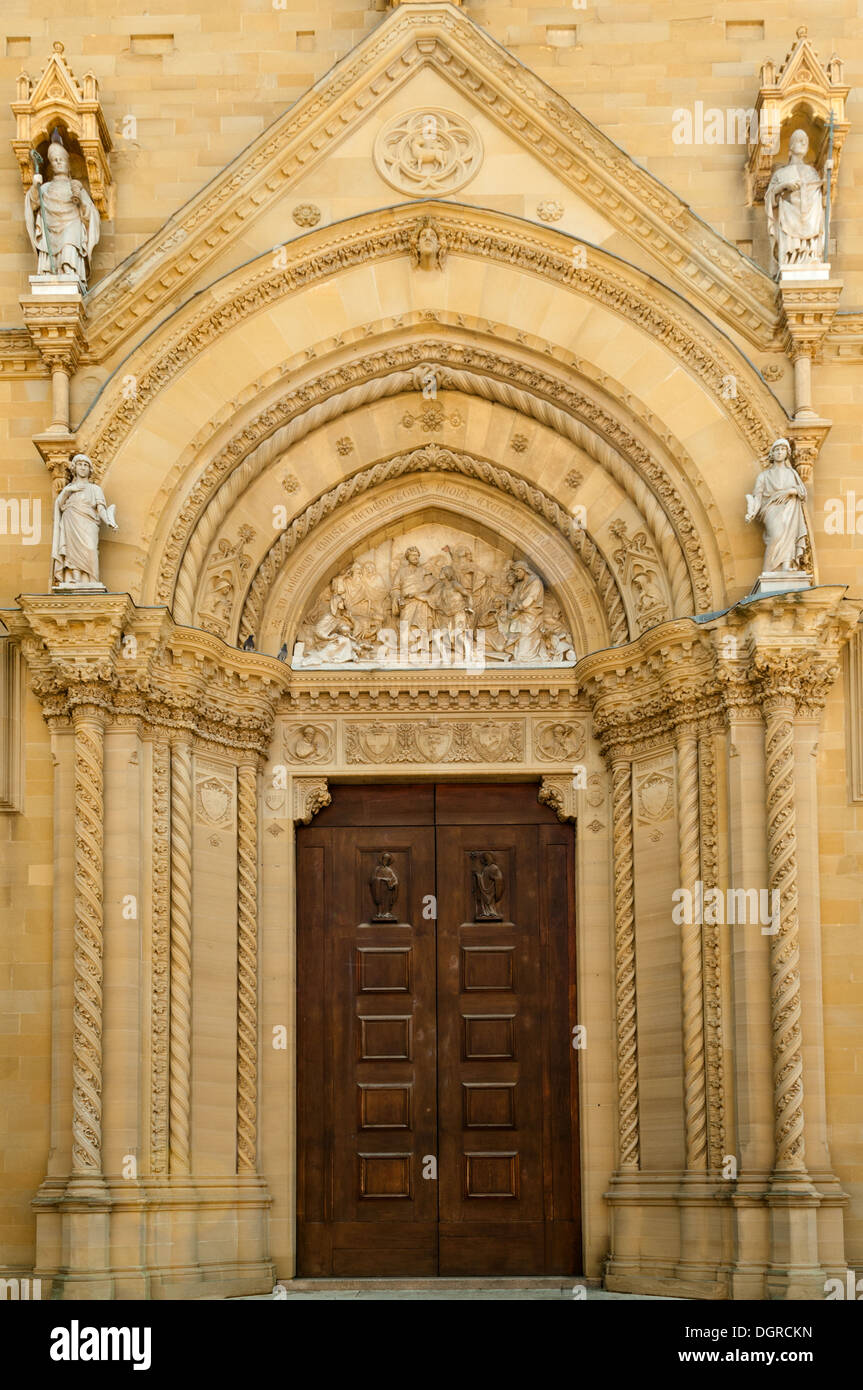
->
297;820;438;1275
435;821;576;1274
296;783;579;1277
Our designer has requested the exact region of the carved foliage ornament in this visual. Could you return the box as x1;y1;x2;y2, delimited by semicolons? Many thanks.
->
374;108;482;196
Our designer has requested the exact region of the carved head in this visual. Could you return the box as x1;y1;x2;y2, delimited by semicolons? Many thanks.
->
46;136;70;175
788;129;809;159
300;725;316;741
404;546;420;565
418;225;438;250
379;852;393;866
70;453;93;480
768;437;792;465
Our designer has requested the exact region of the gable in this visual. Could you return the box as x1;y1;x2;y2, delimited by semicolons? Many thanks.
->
83;2;779;364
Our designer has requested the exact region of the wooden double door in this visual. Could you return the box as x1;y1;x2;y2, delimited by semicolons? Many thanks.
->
296;783;579;1276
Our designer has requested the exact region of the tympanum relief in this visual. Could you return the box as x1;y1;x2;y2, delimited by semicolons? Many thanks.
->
292;525;575;670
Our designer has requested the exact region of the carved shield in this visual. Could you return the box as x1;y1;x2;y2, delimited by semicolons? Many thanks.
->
639;773;672;822
361;724;397;762
199;778;231;825
473;721;508;761
414;722;455;762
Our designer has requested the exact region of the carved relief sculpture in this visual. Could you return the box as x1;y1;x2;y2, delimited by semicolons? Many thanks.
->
471;850;504;921
51;454;117;590
293;527;575;669
745;438;809;576
409;217;447;271
369;853;399;921
374;108;482;196
765;130;825;273
25;130;100;284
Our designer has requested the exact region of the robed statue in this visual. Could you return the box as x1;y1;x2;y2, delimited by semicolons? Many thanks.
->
765;129;825;272
52;454;118;590
369;853;399;922
471;850;504;922
25;131;100;285
745;438;808;574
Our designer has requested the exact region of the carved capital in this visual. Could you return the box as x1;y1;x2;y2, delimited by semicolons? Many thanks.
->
779;280;844;364
292;776;331;825
18;286;87;377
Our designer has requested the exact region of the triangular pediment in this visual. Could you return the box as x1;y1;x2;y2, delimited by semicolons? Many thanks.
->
85;1;778;359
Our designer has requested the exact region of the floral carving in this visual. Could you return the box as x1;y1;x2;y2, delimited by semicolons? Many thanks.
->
292;203;321;227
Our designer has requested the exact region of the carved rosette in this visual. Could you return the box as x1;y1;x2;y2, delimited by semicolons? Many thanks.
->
611;759;639;1169
236;762;259;1173
70;706;106;1184
169;736;194;1175
763;694;806;1175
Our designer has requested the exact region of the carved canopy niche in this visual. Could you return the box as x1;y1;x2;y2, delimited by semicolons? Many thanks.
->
748;26;849;205
10;41;114;215
292;518;576;671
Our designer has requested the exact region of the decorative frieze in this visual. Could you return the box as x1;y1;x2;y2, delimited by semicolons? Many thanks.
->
345;718;524;765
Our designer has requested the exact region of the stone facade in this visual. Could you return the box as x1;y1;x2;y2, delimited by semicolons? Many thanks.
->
1;2;862;1299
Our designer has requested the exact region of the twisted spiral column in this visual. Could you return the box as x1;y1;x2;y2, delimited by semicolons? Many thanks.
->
677;725;707;1170
763;696;807;1174
169;736;194;1175
150;737;171;1175
236;761;259;1172
611;757;639;1169
70;707;106;1181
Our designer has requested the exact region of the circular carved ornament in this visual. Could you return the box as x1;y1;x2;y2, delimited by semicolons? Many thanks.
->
373;108;482;196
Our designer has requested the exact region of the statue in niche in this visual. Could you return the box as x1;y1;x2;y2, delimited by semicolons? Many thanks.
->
369;853;399;921
471;851;504;922
51;454;117;590
25;131;100;284
765;129;825;272
294;531;576;668
745;437;808;574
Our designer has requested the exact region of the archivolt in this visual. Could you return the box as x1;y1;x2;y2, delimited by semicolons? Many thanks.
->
163;338;721;622
81;204;784;472
236;445;630;648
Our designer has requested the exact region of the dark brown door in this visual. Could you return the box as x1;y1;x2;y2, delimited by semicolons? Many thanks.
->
296;783;579;1276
